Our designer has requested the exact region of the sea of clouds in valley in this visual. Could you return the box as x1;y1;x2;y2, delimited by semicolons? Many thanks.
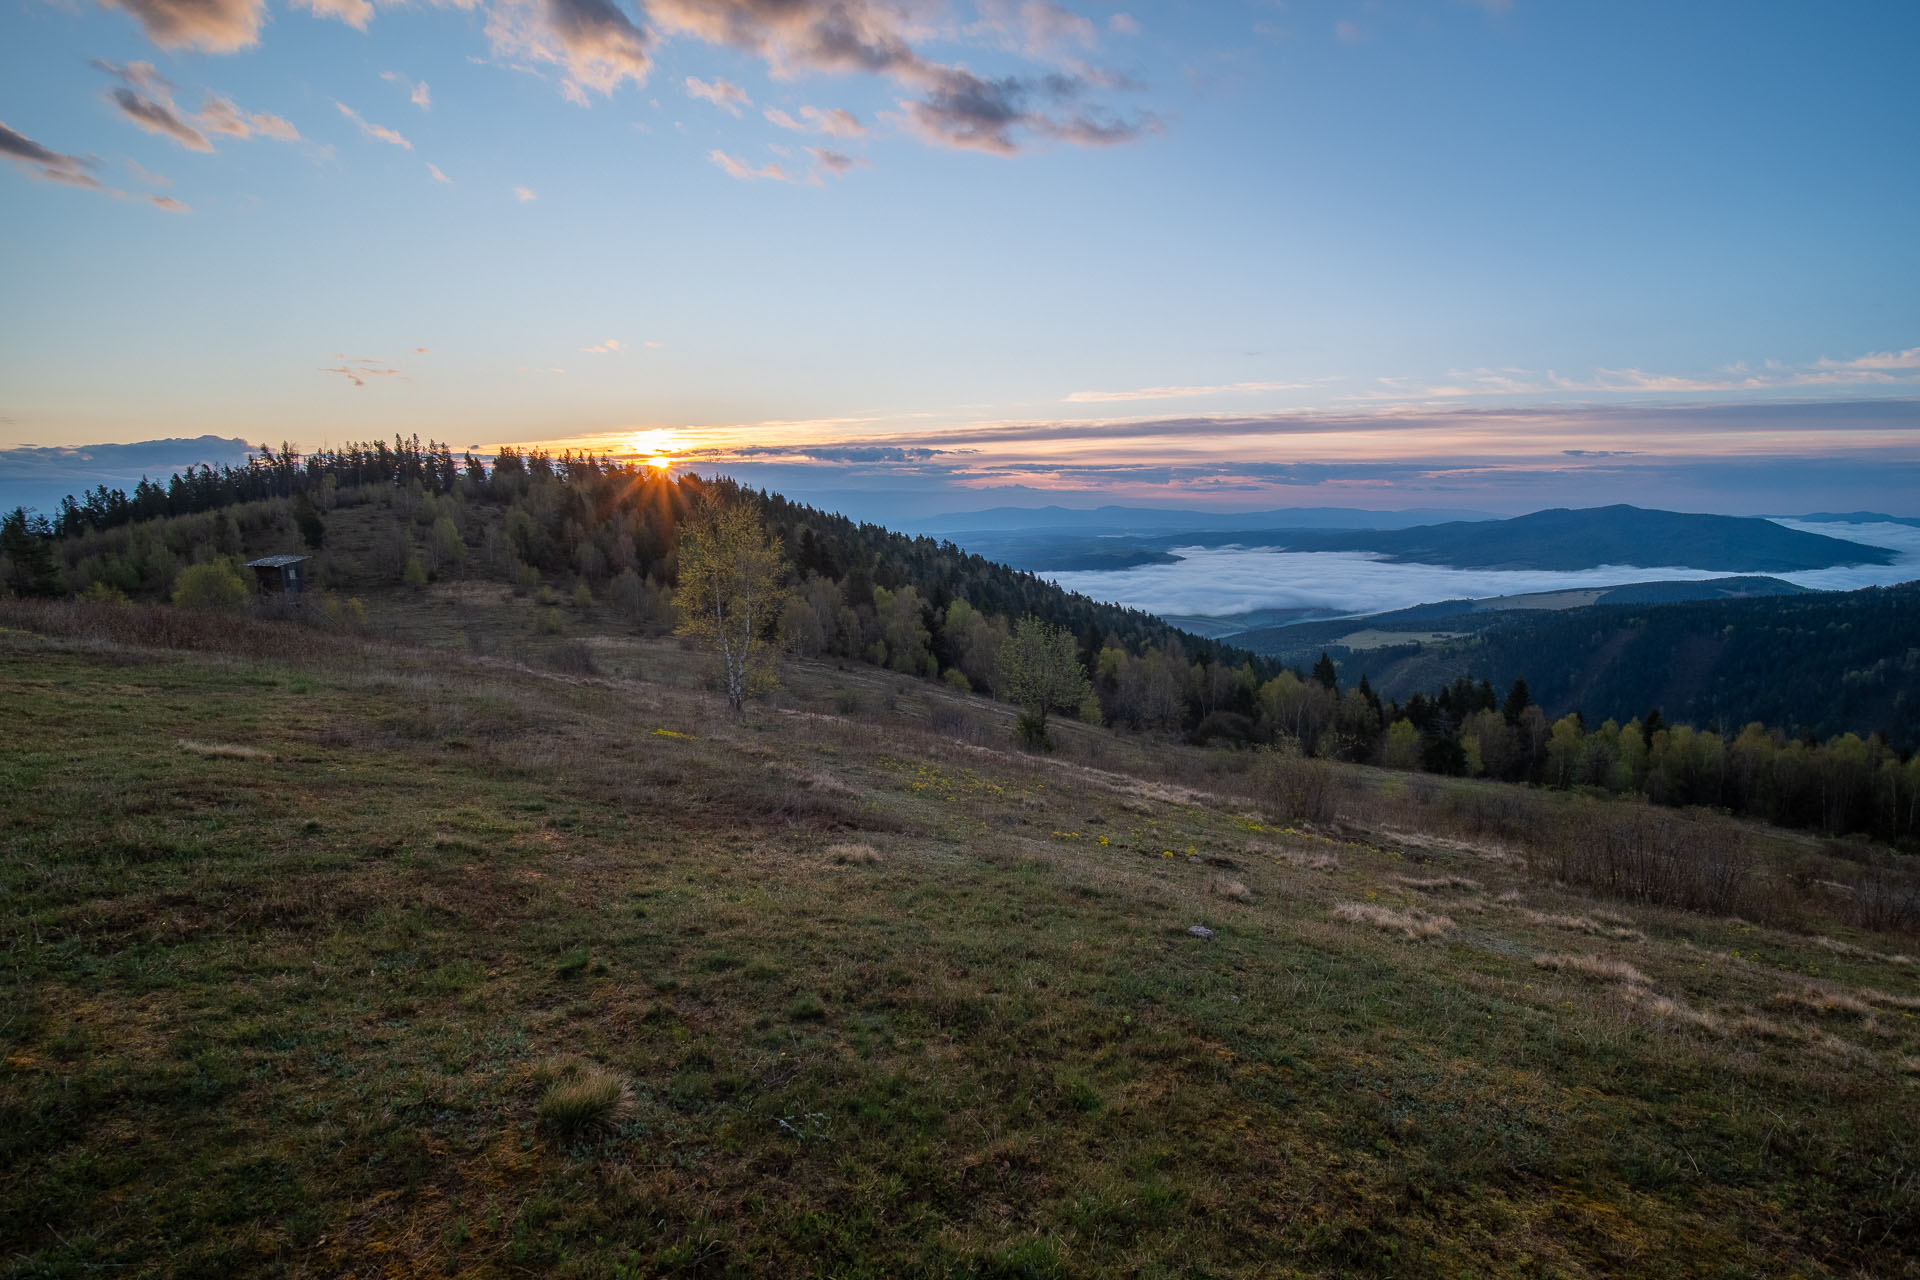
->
1046;520;1920;622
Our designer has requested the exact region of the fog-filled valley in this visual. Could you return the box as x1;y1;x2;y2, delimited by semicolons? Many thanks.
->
1035;516;1920;629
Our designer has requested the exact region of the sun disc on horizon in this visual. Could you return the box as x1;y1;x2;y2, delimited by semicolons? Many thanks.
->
628;428;680;468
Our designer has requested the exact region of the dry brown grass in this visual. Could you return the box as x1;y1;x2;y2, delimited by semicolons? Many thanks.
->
1618;985;1723;1031
795;769;858;797
1520;909;1644;941
1770;988;1872;1018
828;842;882;865
176;739;273;761
1206;874;1252;903
1393;874;1481;893
1332;901;1453;939
1532;952;1650;986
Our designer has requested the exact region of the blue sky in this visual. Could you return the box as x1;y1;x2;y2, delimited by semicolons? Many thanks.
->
2;0;1917;518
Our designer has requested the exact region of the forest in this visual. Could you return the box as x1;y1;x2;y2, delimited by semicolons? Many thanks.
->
1242;583;1920;751
4;436;1916;848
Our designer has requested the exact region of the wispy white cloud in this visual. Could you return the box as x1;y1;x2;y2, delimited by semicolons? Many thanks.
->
292;0;373;31
382;71;433;110
427;161;452;183
648;0;1154;155
514;184;537;200
583;338;623;353
97;0;267;53
199;94;300;141
1067;380;1313;403
96;61;299;149
685;75;748;115
335;101;412;148
124;157;171;186
764;104;866;136
970;0;1097;56
323;355;405;387
709;148;791;182
485;0;651;103
807;146;866;176
109;86;214;151
3;119;195;212
1817;346;1920;372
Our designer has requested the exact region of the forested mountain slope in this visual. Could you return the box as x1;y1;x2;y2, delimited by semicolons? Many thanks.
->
1312;583;1920;745
3;438;1272;693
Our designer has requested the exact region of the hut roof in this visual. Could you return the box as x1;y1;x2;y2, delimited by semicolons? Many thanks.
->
245;555;311;569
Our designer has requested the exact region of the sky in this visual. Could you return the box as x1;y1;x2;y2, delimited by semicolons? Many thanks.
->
2;0;1918;520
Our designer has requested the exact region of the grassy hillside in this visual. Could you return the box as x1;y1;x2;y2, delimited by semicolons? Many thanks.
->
3;597;1918;1278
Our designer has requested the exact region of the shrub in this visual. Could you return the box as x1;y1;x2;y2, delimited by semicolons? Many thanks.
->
1263;752;1335;824
1848;871;1920;934
1549;807;1752;915
547;640;598;675
171;560;249;611
1014;710;1053;752
929;704;982;744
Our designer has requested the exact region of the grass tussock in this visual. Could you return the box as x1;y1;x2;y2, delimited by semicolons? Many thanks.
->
1532;952;1650;986
1206;874;1253;903
1332;901;1453;939
536;1063;632;1136
828;842;881;865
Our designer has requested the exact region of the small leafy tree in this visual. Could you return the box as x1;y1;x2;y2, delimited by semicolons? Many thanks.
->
172;558;249;611
998;616;1092;750
674;493;790;713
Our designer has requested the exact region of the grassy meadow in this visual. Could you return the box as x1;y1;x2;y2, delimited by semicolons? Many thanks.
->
2;596;1918;1278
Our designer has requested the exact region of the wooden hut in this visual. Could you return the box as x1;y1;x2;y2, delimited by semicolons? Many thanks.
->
245;554;310;595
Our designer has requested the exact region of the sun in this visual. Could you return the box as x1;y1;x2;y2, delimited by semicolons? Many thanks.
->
627;429;680;469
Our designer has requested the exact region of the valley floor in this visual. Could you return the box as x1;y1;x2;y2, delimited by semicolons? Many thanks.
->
2;600;1917;1278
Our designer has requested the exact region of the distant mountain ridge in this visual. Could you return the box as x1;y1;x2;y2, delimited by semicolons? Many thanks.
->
912;504;1497;535
1257;505;1897;572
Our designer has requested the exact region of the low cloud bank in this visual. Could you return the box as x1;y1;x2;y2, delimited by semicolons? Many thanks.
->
1047;521;1920;620
0;436;256;516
